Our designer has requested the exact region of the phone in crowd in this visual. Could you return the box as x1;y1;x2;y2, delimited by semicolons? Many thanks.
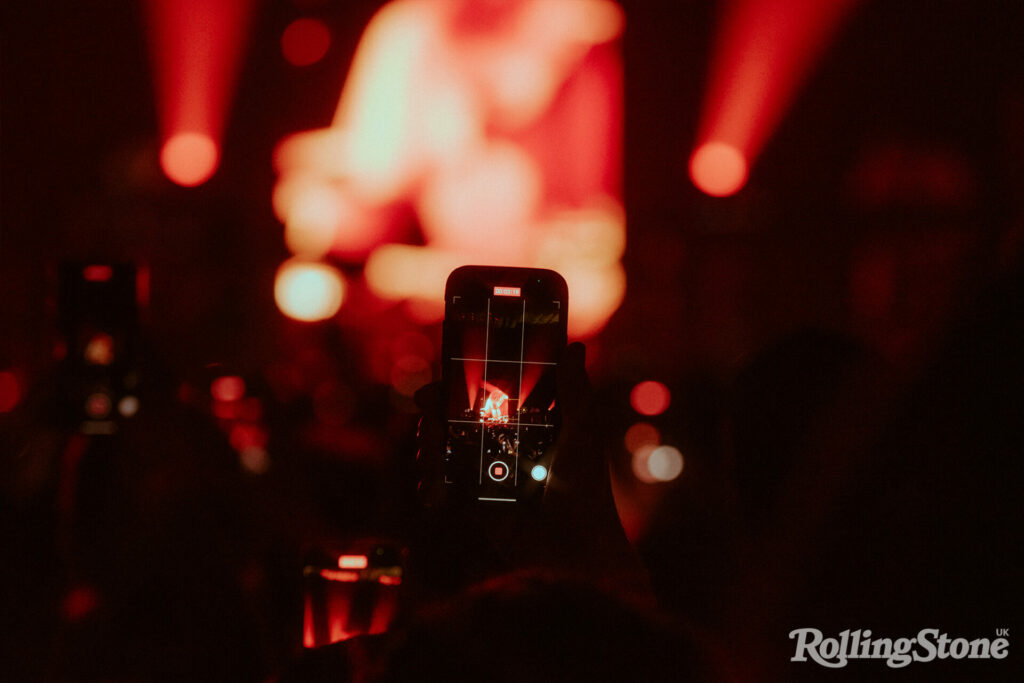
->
56;263;139;434
302;541;405;648
440;265;568;506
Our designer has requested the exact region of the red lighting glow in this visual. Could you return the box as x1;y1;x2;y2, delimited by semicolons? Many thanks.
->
239;446;270;475
160;132;219;187
0;370;22;413
229;423;267;451
390;355;432;397
145;0;254;187
338;554;369;569
624;422;660;454
274;259;346;322
85;393;113;419
692;0;859;196
62;585;100;623
281;18;331;67
631;444;685;483
211;375;246;402
274;0;626;337
689;142;748;197
82;265;113;282
303;594;316;648
319;569;360;583
630;381;671;416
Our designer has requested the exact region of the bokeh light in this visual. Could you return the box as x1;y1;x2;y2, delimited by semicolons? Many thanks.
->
229;423;268;451
281;18;331;67
364;245;461;306
239;446;270;475
211;375;246;402
624;421;660;454
630;380;671;416
85;392;112;419
62;585;100;623
82;265;113;282
630;443;659;484
338;554;368;569
117;395;140;418
274;259;346;322
313;381;356;426
84;334;115;366
160;132;219;187
689;141;748;197
632;444;685;483
417;141;542;258
647;445;685;482
530;464;549;482
282;180;343;257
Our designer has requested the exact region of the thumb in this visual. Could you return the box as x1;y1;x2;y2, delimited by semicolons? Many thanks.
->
547;343;606;497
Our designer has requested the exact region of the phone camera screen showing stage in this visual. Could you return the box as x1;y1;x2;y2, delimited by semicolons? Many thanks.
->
444;279;564;503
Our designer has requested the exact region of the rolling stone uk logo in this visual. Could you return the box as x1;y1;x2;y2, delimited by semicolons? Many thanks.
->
790;628;1010;669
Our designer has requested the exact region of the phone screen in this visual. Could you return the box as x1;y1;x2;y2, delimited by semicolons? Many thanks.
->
442;266;568;504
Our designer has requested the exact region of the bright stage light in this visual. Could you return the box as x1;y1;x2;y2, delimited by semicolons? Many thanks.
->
692;0;859;196
85;393;113;420
160;132;219;187
117;396;140;418
338;554;369;570
632;444;685;483
274;259;346;322
647;446;685;482
364;245;462;305
273;0;626;338
390;355;432;397
145;0;254;187
630;380;672;416
689;142;748;197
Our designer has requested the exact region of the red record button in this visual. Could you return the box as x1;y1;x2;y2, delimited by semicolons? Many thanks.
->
488;460;510;482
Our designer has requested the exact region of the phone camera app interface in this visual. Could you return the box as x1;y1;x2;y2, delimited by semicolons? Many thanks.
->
445;285;562;502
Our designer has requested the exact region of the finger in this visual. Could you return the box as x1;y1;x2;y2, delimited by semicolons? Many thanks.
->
548;343;607;500
414;381;446;506
557;342;591;429
414;381;444;420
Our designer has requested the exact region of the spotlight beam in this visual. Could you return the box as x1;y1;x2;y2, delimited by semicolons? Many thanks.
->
144;0;255;186
691;0;860;196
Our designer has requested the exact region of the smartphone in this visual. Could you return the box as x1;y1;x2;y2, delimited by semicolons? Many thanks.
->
440;266;568;506
56;263;139;434
302;541;405;648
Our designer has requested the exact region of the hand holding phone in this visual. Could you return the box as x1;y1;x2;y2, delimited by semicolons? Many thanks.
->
413;266;649;600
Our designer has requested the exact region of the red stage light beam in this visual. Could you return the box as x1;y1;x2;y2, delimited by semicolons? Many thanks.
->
144;0;255;186
691;0;859;196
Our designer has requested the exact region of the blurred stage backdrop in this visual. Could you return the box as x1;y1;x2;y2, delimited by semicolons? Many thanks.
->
2;1;1022;681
